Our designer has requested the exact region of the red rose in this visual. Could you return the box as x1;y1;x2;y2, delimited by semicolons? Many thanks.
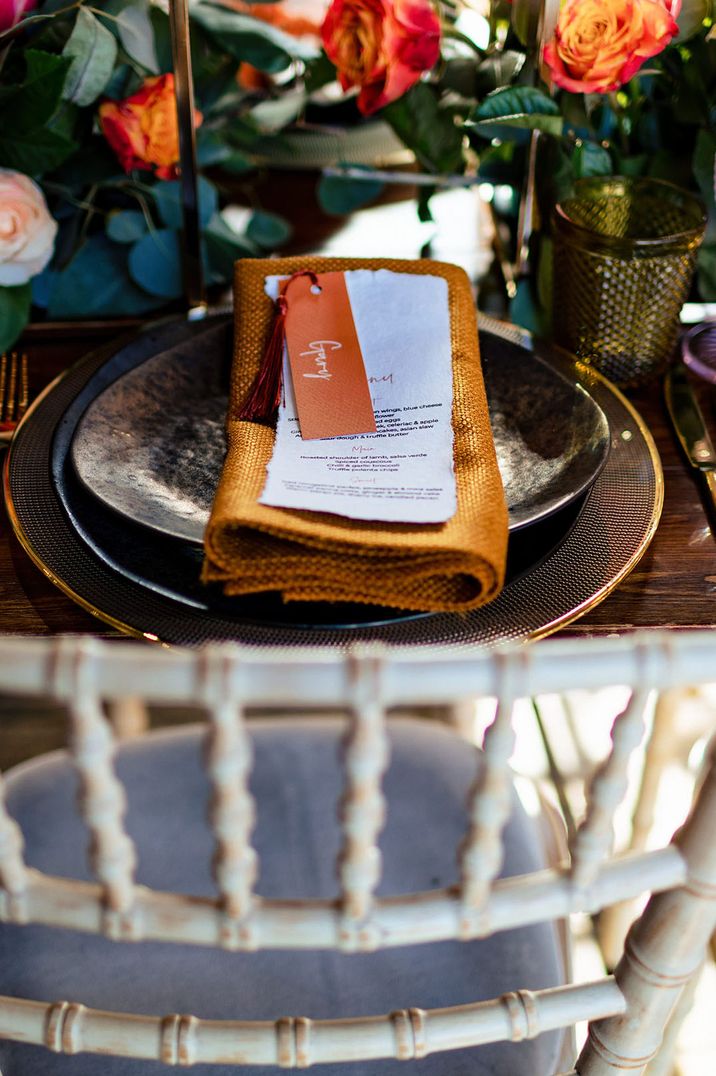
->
99;74;202;181
321;0;440;116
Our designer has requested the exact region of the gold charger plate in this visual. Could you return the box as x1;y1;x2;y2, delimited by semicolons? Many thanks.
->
3;314;662;648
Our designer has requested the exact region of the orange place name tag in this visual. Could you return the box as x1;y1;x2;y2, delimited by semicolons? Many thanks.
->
282;271;377;440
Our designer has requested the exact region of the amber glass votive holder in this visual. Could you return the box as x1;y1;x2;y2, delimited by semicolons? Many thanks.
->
552;177;706;388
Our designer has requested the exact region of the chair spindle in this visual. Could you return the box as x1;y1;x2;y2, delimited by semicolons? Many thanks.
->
338;648;390;951
459;650;527;938
201;647;259;949
570;685;651;898
61;639;139;939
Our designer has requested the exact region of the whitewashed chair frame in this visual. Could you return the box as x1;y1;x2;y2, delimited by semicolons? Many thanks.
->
0;631;714;1073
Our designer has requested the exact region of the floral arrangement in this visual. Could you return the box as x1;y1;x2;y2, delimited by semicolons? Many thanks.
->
1;0;715;350
0;0;315;350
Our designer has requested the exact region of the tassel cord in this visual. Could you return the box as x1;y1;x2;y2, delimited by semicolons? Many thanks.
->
238;270;320;425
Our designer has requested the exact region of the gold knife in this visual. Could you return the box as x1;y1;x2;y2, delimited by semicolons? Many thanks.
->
664;363;716;533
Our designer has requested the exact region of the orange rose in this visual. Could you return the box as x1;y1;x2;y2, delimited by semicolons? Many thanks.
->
544;0;679;94
99;74;202;181
321;0;440;115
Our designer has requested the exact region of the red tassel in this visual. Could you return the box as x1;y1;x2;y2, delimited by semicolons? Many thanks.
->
238;270;319;425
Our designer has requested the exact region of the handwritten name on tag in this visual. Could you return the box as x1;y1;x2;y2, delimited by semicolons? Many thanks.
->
282;272;377;440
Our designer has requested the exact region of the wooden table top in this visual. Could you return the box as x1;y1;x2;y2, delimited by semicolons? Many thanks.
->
2;313;715;641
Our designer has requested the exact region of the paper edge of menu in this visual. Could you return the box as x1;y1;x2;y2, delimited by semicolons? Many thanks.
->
259;269;457;524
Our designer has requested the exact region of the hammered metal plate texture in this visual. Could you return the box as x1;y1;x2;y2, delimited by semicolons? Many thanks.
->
4;316;662;650
69;317;609;542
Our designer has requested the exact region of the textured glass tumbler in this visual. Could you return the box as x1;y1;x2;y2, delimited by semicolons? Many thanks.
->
552;177;706;388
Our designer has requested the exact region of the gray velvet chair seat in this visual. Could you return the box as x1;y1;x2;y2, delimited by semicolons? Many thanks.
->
0;717;566;1075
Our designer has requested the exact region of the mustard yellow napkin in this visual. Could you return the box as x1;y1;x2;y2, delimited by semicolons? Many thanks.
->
202;256;508;612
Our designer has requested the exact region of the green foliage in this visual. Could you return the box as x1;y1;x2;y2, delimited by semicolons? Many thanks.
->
0;50;76;174
383;83;464;174
152;177;219;231
0;285;32;353
572;141;613;179
46;235;161;318
1;0;715;328
128;228;184;299
0;126;76;176
0;49;69;132
62;8;118;107
191;3;318;73
204;215;257;281
304;53;337;94
99;0;159;75
106;210;148;243
246;210;293;247
317;170;385;215
470;86;563;139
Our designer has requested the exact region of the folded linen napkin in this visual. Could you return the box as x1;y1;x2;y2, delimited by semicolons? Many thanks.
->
202;256;508;612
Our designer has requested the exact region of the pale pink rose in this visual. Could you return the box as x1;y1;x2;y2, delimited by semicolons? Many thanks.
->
0;170;57;287
0;0;37;33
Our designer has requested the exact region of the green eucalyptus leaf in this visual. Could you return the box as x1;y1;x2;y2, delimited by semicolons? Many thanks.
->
0;284;31;353
251;91;307;133
102;63;144;101
383;83;464;174
31;268;55;310
246;209;293;248
47;235;160;318
0;49;70;134
107;210;148;244
62;8;118;107
128;228;184;299
317;170;385;216
149;6;174;73
0;13;51;45
99;0;159;74
205;215;257;282
219;151;255;174
152;177;218;230
191;3;317;73
196;130;234;167
573;141;613;178
0;127;76;176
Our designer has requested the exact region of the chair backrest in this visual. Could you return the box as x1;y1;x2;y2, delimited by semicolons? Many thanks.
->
0;631;715;1074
